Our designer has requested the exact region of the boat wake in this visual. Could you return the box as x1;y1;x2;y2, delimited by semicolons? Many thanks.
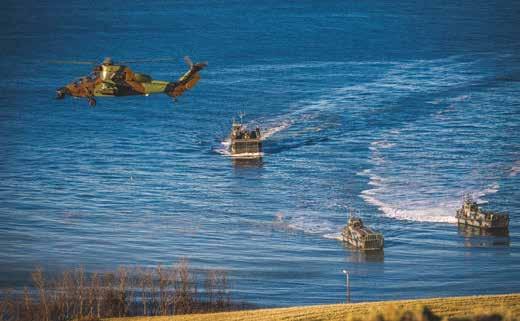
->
217;55;487;159
358;88;511;223
260;120;292;140
510;160;520;177
214;138;231;156
273;211;342;240
359;170;500;224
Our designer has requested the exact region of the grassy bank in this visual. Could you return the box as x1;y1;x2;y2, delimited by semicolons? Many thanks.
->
106;293;520;321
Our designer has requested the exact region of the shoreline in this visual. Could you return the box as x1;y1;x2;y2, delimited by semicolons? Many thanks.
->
105;293;520;321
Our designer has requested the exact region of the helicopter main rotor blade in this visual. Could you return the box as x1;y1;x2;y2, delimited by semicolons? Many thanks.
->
47;58;181;65
48;57;199;65
118;57;182;64
48;60;98;65
183;56;193;68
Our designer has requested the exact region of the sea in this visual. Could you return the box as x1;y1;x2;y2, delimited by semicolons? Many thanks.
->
0;0;519;307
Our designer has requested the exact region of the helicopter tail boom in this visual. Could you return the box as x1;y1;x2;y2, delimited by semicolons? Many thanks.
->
165;58;207;99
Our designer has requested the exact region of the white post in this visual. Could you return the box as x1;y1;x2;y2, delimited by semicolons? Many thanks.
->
342;270;350;303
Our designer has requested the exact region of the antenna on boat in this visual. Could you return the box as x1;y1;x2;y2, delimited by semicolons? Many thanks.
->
463;192;473;203
238;111;246;124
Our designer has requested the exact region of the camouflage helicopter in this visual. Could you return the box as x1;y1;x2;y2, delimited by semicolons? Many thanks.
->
55;56;207;106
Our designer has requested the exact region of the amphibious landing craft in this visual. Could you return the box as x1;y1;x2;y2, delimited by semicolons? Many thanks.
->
55;56;207;106
342;216;384;250
456;195;509;230
228;116;263;159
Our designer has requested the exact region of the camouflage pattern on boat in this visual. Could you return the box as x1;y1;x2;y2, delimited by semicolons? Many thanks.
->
456;196;509;230
342;217;384;250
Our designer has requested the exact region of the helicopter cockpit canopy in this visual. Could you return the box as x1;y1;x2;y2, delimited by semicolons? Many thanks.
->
100;64;123;82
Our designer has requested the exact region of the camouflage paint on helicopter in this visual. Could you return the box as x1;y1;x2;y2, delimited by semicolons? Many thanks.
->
56;56;207;106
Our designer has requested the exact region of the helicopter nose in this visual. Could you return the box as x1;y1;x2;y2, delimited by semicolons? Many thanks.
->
55;87;68;99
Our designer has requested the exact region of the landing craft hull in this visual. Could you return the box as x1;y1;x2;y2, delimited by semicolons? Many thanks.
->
230;139;263;159
341;230;384;250
455;198;509;231
230;153;264;159
228;122;263;159
456;217;509;230
342;239;384;251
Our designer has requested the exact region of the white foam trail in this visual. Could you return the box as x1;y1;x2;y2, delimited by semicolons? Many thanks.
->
360;164;501;223
214;61;349;74
260;120;292;140
274;211;341;239
357;80;509;224
214;139;231;156
360;150;501;223
448;94;471;102
356;168;372;177
428;98;443;105
431;94;471;105
369;140;396;150
213;60;391;75
368;140;396;165
473;183;500;204
510;160;520;177
286;215;337;235
323;232;343;241
360;189;459;223
218;55;480;159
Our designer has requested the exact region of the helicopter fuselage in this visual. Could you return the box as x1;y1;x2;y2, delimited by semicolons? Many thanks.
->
56;60;206;106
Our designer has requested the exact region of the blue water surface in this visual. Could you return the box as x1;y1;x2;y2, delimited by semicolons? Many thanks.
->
0;0;519;306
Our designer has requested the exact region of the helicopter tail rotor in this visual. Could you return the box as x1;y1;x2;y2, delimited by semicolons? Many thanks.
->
165;57;207;100
183;56;194;68
184;56;208;71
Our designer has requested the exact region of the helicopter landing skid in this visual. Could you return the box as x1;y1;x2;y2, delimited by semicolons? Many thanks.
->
87;96;96;107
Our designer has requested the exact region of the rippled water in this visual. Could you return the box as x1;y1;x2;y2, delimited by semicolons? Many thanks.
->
1;0;519;307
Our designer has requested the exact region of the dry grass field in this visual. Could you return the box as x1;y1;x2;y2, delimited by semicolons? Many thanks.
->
105;293;520;321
